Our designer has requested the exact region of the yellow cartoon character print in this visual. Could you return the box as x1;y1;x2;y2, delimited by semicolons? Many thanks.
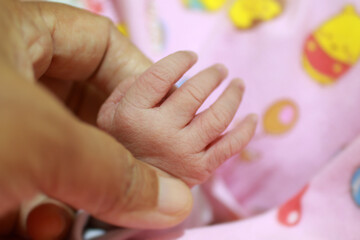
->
303;5;360;85
182;0;226;11
229;0;282;29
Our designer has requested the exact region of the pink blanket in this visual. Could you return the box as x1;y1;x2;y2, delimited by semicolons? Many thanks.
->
55;0;360;239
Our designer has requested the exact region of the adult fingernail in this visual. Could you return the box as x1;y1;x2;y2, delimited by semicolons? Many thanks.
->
157;176;192;215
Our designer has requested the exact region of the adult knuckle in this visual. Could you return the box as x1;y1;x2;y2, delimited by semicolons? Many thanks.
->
119;156;158;212
94;154;137;217
118;158;139;210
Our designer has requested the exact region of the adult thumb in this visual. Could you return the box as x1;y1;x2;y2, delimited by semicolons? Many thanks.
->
38;122;193;229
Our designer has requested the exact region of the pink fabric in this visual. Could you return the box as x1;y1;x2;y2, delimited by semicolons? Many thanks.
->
53;0;360;238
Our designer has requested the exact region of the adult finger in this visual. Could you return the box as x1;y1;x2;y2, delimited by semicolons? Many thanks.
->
20;1;153;94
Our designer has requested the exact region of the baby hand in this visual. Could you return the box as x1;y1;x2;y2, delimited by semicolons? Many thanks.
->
97;51;257;186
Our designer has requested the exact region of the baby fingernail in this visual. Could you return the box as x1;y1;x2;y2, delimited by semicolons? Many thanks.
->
158;176;193;215
233;78;245;89
214;64;228;76
187;51;198;60
249;114;258;123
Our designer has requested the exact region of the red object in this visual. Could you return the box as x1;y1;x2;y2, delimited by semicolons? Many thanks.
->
277;185;309;227
304;35;351;79
27;203;73;240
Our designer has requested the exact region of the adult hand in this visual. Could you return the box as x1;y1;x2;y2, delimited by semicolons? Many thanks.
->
0;0;192;239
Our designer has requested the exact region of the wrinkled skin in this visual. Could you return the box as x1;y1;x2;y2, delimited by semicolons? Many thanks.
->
98;51;258;187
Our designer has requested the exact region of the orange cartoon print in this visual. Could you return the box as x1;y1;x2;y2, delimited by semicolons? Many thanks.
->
229;0;283;29
263;99;299;135
303;5;360;85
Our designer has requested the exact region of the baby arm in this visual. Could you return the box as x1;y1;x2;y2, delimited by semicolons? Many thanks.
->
97;51;257;186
